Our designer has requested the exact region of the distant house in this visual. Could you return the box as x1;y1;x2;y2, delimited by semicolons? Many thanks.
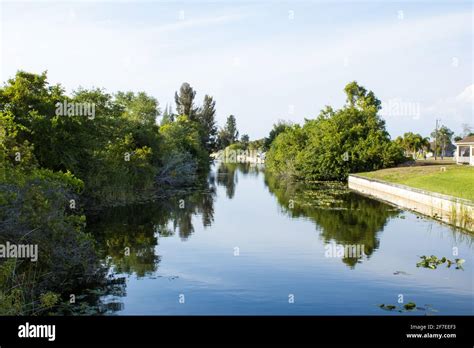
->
455;136;474;165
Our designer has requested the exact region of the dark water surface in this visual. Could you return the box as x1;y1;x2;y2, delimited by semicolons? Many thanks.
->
87;163;473;315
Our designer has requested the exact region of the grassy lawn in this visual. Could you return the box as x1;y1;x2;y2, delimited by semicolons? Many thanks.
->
357;165;474;201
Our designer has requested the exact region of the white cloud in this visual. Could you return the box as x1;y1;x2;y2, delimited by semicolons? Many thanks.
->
455;84;474;103
421;84;474;131
148;13;251;35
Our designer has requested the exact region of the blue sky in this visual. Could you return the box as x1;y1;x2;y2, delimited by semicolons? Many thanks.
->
1;0;472;139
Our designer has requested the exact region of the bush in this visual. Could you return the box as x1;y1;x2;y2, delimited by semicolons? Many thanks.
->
0;166;100;315
266;82;405;181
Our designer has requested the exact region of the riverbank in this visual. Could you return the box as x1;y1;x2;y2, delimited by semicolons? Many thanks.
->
348;173;474;232
355;165;474;201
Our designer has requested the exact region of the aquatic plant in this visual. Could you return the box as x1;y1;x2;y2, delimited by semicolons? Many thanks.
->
378;302;437;313
416;255;465;270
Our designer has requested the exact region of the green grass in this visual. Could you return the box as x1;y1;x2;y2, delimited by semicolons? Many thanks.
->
357;165;474;201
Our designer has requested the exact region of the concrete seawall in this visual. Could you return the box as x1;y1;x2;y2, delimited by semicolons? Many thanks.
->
348;175;474;232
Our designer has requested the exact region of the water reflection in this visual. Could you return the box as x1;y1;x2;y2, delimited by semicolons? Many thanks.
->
82;162;472;315
87;175;217;277
89;162;399;274
263;171;400;267
216;162;263;198
214;162;400;268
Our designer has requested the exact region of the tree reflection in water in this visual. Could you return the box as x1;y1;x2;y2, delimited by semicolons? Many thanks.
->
213;161;396;267
216;161;263;198
87;173;217;278
84;162;399;313
84;171;217;312
263;172;400;268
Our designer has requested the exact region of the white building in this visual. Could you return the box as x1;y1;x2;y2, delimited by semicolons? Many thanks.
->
455;136;474;165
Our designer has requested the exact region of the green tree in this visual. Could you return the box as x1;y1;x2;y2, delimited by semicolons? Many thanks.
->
174;82;197;120
266;82;405;180
0;111;36;170
160;115;208;169
431;126;454;159
115;91;160;126
395;132;430;159
0;70;221;315
0;71;68;170
240;134;250;149
217;115;239;149
265;125;306;179
0;71;63;132
264;120;292;150
196;95;218;152
161;104;174;126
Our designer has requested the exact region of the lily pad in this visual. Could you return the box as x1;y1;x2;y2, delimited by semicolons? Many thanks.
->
417;255;465;270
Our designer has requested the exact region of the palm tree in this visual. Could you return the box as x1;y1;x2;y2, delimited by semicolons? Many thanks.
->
431;126;454;159
397;132;429;159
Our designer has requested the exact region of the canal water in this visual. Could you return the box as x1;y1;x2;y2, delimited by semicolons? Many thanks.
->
87;162;473;315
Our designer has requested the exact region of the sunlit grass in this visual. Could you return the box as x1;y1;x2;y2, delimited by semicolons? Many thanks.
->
357;165;474;201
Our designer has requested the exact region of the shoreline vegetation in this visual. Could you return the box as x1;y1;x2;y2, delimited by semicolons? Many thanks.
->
0;71;471;315
0;71;227;315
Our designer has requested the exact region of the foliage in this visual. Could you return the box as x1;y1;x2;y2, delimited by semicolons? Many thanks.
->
395;132;430;159
240;134;250;149
431;125;454;158
0;111;37;170
248;138;265;152
160;115;208;168
0;71;222;315
0;166;101;315
196;95;218;152
264;120;292;150
217;115;239;149
0;71;217;207
160;104;175;125
416;255;465;270
174;84;218;152
265;125;306;179
174;82;197;120
378;302;438;313
266;82;405;181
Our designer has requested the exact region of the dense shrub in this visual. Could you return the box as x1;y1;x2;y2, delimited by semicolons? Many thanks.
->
266;82;405;181
0;71;216;314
